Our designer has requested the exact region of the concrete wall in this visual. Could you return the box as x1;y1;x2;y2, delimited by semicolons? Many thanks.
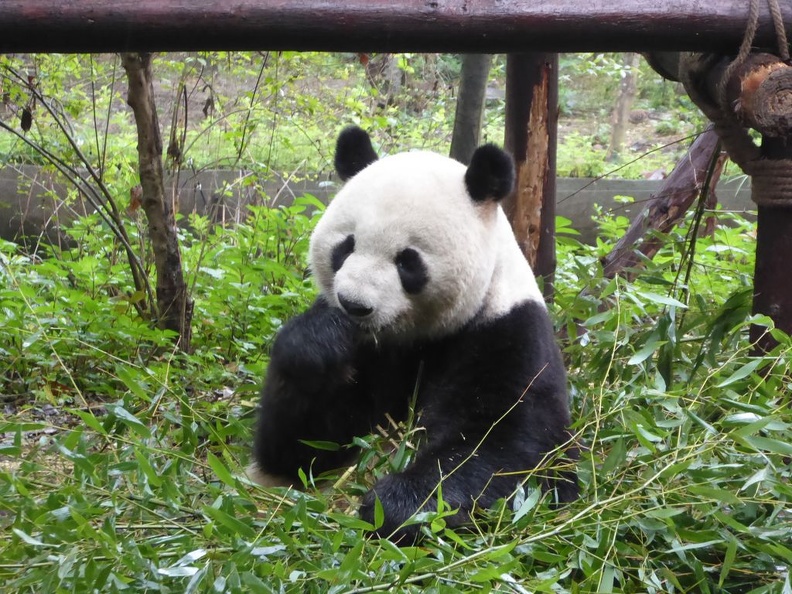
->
0;165;753;247
555;176;754;241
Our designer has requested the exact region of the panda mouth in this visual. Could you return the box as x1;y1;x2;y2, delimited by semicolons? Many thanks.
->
352;315;383;336
356;314;423;347
334;294;410;340
343;310;400;342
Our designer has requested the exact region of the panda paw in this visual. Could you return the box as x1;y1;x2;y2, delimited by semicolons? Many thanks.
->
270;303;358;385
360;476;424;544
360;473;468;544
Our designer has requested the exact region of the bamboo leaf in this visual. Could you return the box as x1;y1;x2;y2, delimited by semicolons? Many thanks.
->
716;358;763;388
634;290;688;309
207;452;236;487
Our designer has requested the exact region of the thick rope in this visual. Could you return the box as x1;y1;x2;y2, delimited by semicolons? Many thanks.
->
718;0;760;113
768;0;790;62
749;160;792;207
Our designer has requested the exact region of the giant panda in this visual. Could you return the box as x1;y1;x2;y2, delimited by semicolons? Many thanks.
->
250;126;577;542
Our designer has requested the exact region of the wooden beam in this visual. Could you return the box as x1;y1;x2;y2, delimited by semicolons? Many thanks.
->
721;54;792;139
0;1;789;54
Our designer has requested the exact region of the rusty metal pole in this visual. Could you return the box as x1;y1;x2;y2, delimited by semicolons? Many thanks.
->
502;53;559;302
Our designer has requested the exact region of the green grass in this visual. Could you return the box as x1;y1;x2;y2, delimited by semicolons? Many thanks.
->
1;196;790;592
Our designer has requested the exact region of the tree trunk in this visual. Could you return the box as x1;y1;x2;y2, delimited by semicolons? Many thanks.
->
503;53;559;301
606;52;640;162
449;54;492;165
602;126;724;279
363;54;401;108
121;52;193;351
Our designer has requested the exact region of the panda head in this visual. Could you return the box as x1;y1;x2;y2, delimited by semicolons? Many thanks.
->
310;126;540;343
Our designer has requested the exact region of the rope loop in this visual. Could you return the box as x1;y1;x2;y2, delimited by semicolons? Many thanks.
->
747;159;792;207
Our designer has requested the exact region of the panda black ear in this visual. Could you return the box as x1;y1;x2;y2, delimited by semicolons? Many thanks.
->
464;144;515;202
335;126;379;181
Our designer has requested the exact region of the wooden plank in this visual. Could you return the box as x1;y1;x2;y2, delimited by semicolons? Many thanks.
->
0;1;789;53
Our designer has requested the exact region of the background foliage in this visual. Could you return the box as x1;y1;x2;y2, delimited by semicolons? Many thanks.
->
0;52;788;593
0;52;702;179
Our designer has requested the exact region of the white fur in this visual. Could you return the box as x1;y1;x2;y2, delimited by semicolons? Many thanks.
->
479;210;545;320
310;150;544;342
245;463;295;488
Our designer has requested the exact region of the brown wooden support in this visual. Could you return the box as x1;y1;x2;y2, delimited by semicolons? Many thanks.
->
750;127;792;352
723;58;792;351
681;53;792;351
752;203;792;352
0;1;789;54
503;53;558;302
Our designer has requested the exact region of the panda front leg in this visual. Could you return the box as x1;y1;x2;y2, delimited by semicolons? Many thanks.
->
250;298;372;487
359;439;516;543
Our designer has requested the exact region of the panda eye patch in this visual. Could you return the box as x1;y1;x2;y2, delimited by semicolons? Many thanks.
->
395;248;428;295
331;235;355;273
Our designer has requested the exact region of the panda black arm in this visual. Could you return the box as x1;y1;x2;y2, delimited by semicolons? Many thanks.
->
251;298;415;485
267;297;358;393
251;297;364;482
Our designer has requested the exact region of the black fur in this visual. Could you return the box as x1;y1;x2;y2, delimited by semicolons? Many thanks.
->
252;298;418;478
331;235;355;273
335;126;379;181
252;299;577;543
464;144;515;202
395;248;429;295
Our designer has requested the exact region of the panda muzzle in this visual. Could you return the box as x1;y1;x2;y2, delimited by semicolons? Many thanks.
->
338;295;374;318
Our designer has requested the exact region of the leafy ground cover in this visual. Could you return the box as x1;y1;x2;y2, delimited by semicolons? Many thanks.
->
1;194;790;592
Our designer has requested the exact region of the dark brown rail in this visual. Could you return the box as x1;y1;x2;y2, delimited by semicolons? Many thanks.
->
0;1;789;53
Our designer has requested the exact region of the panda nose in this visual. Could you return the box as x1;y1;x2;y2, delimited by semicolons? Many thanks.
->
338;295;373;318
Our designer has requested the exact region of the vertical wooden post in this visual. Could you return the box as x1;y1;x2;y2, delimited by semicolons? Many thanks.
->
502;53;559;302
750;139;792;353
679;53;792;353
